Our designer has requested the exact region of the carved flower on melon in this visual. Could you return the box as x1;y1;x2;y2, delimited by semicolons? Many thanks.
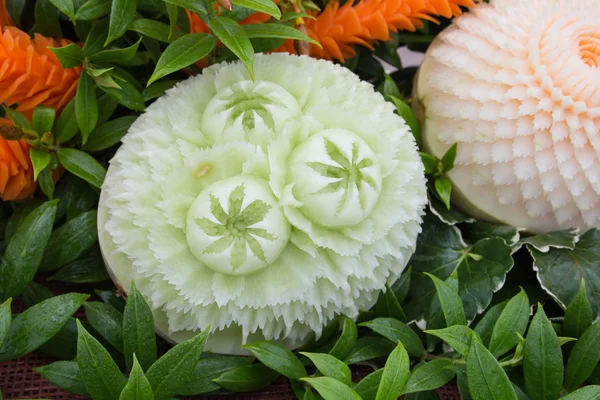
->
98;54;427;354
414;0;600;233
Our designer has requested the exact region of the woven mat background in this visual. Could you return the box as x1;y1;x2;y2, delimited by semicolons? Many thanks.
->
0;278;461;399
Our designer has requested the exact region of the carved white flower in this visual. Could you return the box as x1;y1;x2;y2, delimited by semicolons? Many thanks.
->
414;0;600;233
99;53;427;354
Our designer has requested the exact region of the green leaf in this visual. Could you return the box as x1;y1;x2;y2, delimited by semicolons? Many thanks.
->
391;267;411;303
375;285;406;322
142;80;179;102
406;214;513;324
77;320;126;400
39;168;55;199
162;0;206;16
48;44;84;68
424;325;478;356
474;301;507;347
106;0;137;45
22;282;54;309
353;369;383;400
74;0;111;19
82;116;136;152
488;288;530;357
95;289;126;312
36;318;79;360
0;299;11;348
128;19;184;43
564;279;593;339
0;293;89;361
243;341;306;380
375;341;410;400
146;330;209;400
6;0;26;26
523;305;563;400
75;72;98;143
565;321;600;392
119;355;154;400
99;70;145;111
177;355;253;395
89;38;142;64
0;201;58;302
29;148;51;182
39;210;98;271
34;361;89;396
84;302;124;352
466;340;517;400
419;153;437;175
123;281;157;372
343;336;395;365
147;32;215;85
530;229;600;320
54;174;98;221
328;316;358;360
434;177;452;210
3;106;31;130
49;258;109;283
300;352;351;385
560;386;600;400
388;96;421;146
208;17;253;78
57;148;106;188
54;99;79;143
231;0;279;18
83;19;109;55
467;221;520;247
48;0;75;19
4;200;42;242
520;228;579;252
379;74;401;100
242;23;319;46
426;272;466;326
302;377;361;400
360;318;424;358
213;363;280;392
441;143;458;172
403;359;455;394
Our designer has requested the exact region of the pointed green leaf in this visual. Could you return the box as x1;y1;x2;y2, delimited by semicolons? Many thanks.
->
145;330;209;400
242;23;320;46
147;33;215;85
0;200;58;302
3;106;31;130
0;299;11;348
32;106;56;135
82;116;136;152
300;352;351;385
489;288;530;357
375;341;410;400
474;301;507;347
425;325;478;356
39;168;55;199
128;19;184;43
48;44;84;68
302;377;361;400
466;340;517;400
29;148;51;181
106;0;137;45
231;0;279;18
243;341;306;380
176;355;253;395
162;0;206;15
565;321;600;392
343;336;395;365
84;302;124;352
441;143;458;172
75;73;98;142
426;272;466;326
22;282;54;309
75;0;111;19
39;209;98;271
523;305;563;400
123;281;157;372
49;258;109;283
403;359;455;394
208;17;253;78
83;18;109;55
34;361;89;396
564;279;593;339
119;355;154;400
521;228;579;252
328;316;358;360
434;177;452;210
90;38;142;63
55;99;79;143
388;96;420;146
213;363;280;392
77;320;126;400
360;318;424;358
48;0;75;19
375;285;406;322
560;386;600;400
353;369;383;400
391;267;411;303
57;148;106;188
0;293;89;361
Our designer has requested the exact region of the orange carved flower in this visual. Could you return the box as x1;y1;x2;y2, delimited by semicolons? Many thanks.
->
0;118;35;201
0;27;82;114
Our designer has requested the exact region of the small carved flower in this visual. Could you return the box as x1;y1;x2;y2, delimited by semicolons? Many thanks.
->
99;54;427;354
